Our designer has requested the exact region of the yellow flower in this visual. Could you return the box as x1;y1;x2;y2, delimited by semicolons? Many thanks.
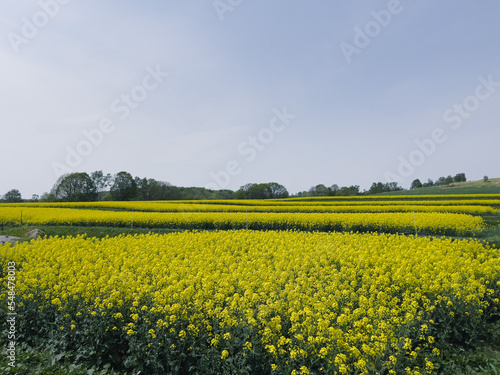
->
425;358;434;372
403;338;412;350
221;350;229;359
266;345;277;357
3;225;498;374
319;347;328;358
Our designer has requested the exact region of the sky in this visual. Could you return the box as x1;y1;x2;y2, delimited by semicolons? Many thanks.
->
0;1;499;198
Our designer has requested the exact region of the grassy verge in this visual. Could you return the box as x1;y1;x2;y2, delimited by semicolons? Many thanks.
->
377;178;500;196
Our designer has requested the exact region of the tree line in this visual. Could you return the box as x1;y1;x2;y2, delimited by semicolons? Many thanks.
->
297;181;403;197
0;171;470;203
0;171;289;203
410;173;466;190
41;171;236;202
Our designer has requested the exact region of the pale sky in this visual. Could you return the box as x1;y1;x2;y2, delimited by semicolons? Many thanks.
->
1;1;499;198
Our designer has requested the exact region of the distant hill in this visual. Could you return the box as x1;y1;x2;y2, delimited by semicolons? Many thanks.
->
377;178;500;195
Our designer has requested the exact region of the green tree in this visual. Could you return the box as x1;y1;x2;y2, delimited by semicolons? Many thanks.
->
91;170;112;200
369;182;402;194
435;176;446;186
135;177;164;200
422;179;434;188
3;189;23;202
161;183;183;200
410;179;423;190
309;184;328;197
329;184;339;195
235;183;256;199
55;173;98;202
267;182;289;198
110;172;137;201
40;191;57;202
453;173;466;183
387;182;403;192
212;189;235;200
337;185;360;196
369;182;384;194
235;182;288;199
247;183;271;199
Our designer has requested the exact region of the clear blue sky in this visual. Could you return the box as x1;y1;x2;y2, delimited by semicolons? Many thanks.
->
1;1;499;198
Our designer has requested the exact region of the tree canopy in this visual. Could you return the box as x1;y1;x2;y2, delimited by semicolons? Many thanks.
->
2;189;23;203
235;183;289;199
54;173;98;202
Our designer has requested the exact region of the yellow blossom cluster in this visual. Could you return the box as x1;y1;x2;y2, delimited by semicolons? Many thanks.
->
0;206;485;235
1;230;499;374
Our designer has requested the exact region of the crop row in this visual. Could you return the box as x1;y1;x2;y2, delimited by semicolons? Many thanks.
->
0;207;485;236
2;201;500;213
1;231;499;374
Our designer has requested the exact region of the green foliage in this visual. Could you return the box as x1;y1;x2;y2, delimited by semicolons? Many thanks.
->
436;320;500;374
454;173;467;183
2;189;23;203
38;170;236;202
55;173;98;202
0;342;133;375
91;171;112;200
410;179;423;190
369;181;403;194
235;182;289;199
300;184;364;197
110;172;137;201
